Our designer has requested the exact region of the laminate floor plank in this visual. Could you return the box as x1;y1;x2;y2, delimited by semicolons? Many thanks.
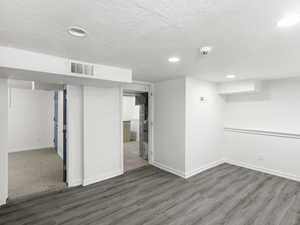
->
1;164;300;225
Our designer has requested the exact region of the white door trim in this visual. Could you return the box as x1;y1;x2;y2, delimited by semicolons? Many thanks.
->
121;82;154;173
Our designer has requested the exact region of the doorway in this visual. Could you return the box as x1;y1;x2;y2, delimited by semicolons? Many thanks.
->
123;92;149;172
7;80;67;201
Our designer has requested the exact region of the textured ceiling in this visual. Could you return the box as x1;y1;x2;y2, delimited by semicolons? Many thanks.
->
1;0;300;82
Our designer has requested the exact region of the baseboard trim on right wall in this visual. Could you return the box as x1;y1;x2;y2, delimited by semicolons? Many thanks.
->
67;178;83;188
151;161;186;178
0;198;6;207
83;170;123;186
225;159;300;183
186;159;226;179
151;158;300;183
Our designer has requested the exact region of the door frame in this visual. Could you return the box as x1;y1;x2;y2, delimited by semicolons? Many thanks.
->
1;84;67;206
121;81;154;174
63;87;67;182
53;91;59;151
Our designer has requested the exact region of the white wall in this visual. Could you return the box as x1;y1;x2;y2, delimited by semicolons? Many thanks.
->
66;85;84;187
0;79;8;206
225;132;300;180
153;77;225;177
153;78;186;176
225;78;300;133
8;88;54;152
122;96;140;141
154;77;300;180
185;78;225;176
83;87;122;185
224;78;300;180
122;96;139;121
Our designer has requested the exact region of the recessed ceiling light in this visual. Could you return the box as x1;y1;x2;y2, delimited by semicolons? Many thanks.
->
278;14;300;27
68;26;87;37
168;57;180;63
226;74;236;79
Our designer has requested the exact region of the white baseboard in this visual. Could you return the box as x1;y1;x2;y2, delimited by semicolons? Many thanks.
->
0;198;6;206
152;158;300;183
8;146;54;153
83;170;123;186
186;159;226;178
151;161;186;178
68;178;83;187
225;159;300;183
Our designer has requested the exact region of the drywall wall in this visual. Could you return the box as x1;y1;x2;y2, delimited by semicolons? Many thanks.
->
83;87;122;185
185;78;225;176
153;78;186;176
224;78;300;180
122;96;139;120
0;79;8;206
225;131;300;180
153;77;225;177
224;78;300;133
66;85;84;187
122;96;140;141
8;88;54;152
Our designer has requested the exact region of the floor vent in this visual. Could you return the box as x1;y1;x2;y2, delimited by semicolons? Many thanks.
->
70;61;94;76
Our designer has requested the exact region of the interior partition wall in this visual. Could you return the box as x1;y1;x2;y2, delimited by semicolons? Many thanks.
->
0;79;8;206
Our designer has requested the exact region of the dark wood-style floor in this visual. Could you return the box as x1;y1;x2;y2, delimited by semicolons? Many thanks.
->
1;164;300;225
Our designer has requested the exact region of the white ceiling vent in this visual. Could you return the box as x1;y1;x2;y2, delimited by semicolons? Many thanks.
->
70;61;94;76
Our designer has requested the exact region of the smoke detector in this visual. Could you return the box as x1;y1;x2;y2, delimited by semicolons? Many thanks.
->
200;46;212;55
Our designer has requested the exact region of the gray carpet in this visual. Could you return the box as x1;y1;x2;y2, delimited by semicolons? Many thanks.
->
124;141;148;171
1;163;300;225
8;148;66;200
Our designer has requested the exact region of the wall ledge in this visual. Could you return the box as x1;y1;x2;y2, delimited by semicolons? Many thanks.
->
224;127;300;139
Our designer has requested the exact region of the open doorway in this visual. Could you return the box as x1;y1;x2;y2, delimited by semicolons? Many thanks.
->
123;92;149;172
7;80;67;201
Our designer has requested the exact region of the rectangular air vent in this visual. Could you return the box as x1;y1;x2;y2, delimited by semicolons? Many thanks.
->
70;61;94;76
